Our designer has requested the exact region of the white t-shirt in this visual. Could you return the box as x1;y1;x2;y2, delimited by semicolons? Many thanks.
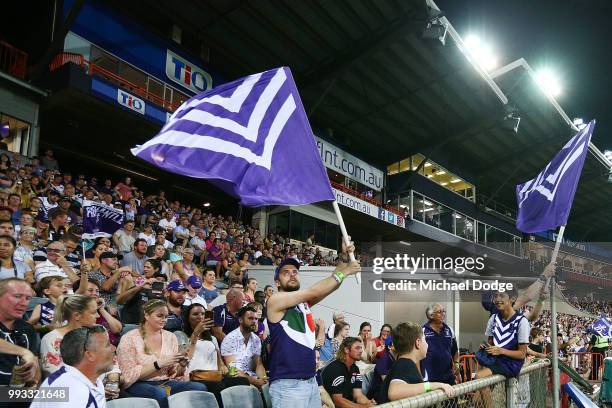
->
30;364;106;408
159;218;177;231
187;337;219;373
183;294;208;308
220;327;261;376
138;232;156;247
34;260;68;282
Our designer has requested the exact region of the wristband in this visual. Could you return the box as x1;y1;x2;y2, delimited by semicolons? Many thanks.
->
153;361;161;370
333;272;345;284
423;382;432;392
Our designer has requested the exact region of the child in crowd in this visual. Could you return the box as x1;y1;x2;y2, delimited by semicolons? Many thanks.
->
27;275;68;333
379;322;454;403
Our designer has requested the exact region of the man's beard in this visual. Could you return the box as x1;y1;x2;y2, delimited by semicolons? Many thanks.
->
168;297;184;307
280;281;300;292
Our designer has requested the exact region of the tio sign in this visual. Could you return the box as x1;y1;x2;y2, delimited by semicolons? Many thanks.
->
166;50;213;94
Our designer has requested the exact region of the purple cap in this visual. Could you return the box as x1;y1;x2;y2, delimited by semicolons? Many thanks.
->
167;279;188;292
274;258;300;281
187;275;202;289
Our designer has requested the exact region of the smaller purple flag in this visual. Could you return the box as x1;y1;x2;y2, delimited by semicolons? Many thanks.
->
589;316;612;337
131;67;334;207
516;120;595;233
82;200;124;239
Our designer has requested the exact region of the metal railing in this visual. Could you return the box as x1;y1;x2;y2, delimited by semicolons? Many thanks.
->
376;359;550;407
49;52;182;112
0;40;28;79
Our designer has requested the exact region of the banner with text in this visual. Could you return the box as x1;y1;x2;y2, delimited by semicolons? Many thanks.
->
333;188;404;228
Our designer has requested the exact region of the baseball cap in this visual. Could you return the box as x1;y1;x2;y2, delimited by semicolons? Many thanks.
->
274;258;300;281
99;252;118;260
187;275;202;289
167;279;188;292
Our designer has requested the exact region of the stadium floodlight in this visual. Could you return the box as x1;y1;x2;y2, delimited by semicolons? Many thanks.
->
464;34;498;71
203;202;211;207
535;68;562;97
422;5;448;45
573;118;587;130
450;178;461;183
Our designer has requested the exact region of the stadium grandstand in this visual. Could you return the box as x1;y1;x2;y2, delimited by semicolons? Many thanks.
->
0;0;610;407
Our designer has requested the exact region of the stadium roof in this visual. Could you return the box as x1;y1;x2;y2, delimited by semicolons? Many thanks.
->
108;0;612;241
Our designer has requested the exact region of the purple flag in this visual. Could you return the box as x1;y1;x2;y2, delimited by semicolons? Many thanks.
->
589;316;612;337
131;67;334;207
82;200;124;239
516;120;595;233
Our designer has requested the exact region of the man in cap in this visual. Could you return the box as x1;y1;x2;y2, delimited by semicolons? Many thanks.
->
267;240;360;408
164;279;187;332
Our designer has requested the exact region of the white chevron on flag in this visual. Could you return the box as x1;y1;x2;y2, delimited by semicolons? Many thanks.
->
494;315;512;331
131;68;296;170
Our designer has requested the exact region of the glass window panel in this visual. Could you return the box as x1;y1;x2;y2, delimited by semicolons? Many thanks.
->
455;214;475;241
147;77;164;99
413;193;425;222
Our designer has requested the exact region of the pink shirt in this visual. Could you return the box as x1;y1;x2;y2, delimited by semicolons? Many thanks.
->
116;328;179;388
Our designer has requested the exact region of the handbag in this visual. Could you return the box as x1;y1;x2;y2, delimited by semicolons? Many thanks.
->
190;370;223;382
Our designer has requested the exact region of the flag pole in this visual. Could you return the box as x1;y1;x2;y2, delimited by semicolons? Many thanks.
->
331;201;360;283
549;224;565;408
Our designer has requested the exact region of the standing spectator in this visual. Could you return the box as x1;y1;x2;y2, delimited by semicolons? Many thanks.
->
266;241;359;408
212;288;244;343
30;325;114;408
0;278;39;386
321;337;376;407
373;324;392;359
41;150;59;170
0;235;31;281
120;239;148;275
114;177;135;200
421;303;459;386
116;299;206;408
39;294;100;376
378;323;454;403
112;220;136;254
220;306;267;388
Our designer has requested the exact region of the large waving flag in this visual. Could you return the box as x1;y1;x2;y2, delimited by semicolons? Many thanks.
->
516;120;595;233
589;316;611;337
131;67;334;207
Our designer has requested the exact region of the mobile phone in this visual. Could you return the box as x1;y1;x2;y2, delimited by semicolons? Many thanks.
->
151;281;165;298
205;310;214;320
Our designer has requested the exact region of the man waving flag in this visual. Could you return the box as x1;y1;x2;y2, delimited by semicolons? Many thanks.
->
131;67;334;207
516;120;595;233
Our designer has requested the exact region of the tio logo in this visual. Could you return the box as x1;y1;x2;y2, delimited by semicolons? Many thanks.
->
166;50;213;94
117;89;145;115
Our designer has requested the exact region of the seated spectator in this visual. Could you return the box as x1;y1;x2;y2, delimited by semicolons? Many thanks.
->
207;238;223;279
174;247;200;281
200;269;219;305
326;311;345;339
117;299;206;408
117;258;165;324
256;249;274;265
120;238;148;275
40;294;100;376
321;337;376;407
0;220;15;238
138;224;155;247
220;306;267;388
158;211;177;234
27;275;67;333
0;235;32;281
88;251;133;304
528;328;547;359
190;229;206;264
178;303;249;403
30;325;113;408
47;208;69;242
12;226;35;271
164;280;188;332
112;220;136;254
148;244;173;278
14;211;34;236
0;278;40;386
83;242;108;272
358;322;377;364
373;324;392;359
379;323;454;403
183;275;207;307
368;344;396;401
173;216;191;245
246;301;266;340
212;288;244;343
33;241;79;284
243;277;257;303
75;278;123;346
332;322;351;356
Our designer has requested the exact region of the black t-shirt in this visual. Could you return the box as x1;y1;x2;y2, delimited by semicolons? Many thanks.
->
321;359;362;402
379;358;424;404
529;343;543;353
122;287;151;324
163;307;184;332
0;320;38;385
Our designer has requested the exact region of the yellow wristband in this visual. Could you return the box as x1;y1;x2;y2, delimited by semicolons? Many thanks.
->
424;382;432;392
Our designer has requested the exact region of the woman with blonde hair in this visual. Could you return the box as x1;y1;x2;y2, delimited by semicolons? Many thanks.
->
116;299;206;408
39;294;100;376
